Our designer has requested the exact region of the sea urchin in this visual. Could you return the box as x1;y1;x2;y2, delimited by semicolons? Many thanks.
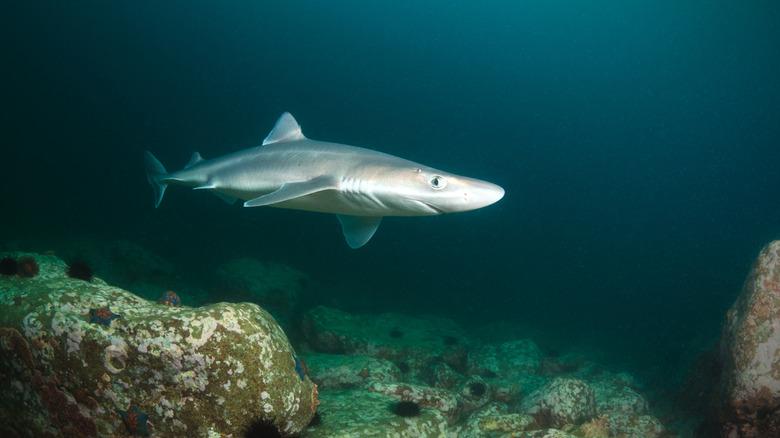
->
242;416;300;438
16;256;39;278
468;381;487;397
66;260;93;282
391;400;421;418
0;256;17;276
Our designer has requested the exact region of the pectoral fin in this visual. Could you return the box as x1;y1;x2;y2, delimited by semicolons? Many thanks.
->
337;215;382;249
244;176;339;207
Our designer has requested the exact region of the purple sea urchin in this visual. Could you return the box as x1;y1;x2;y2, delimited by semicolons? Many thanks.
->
468;381;487;397
242;416;300;438
66;260;93;282
391;400;421;417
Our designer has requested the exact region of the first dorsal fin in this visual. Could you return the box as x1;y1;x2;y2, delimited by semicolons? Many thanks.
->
185;152;204;168
263;112;306;145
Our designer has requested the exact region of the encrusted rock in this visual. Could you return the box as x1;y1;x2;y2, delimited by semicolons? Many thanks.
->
590;381;649;415
0;253;317;437
572;414;611;437
519;376;596;428
456;375;491;413
490;374;549;405
717;240;780;437
606;412;665;438
451;402;534;437
467;339;543;378
366;381;462;424
518;428;578;438
302;388;449;437
303;353;401;389
433;361;463;389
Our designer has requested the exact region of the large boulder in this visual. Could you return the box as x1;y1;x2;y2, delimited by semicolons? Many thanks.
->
717;241;780;437
0;252;317;437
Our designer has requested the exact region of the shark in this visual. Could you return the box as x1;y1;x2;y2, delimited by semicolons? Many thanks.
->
144;112;504;248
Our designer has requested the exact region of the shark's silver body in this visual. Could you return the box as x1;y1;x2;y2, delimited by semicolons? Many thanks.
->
145;112;504;248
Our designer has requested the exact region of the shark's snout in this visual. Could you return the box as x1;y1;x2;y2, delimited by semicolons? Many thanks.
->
465;180;505;210
427;177;504;213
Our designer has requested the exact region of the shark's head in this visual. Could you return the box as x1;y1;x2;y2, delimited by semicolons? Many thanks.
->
376;165;504;216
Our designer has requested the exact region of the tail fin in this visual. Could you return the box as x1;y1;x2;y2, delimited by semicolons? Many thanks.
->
144;151;168;208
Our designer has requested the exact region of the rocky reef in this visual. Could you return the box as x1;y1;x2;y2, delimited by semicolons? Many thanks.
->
300;305;668;437
0;250;677;437
0;252;317;437
714;240;780;437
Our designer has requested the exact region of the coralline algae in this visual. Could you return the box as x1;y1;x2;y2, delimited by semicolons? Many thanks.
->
0;252;317;437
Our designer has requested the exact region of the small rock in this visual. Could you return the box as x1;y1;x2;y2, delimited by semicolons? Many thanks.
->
366;381;462;424
590;381;649;415
432;362;463;389
456;375;491;413
519;376;596;428
606;412;665;438
302;388;450;437
303;353;401;389
451;402;534;437
467;339;543;378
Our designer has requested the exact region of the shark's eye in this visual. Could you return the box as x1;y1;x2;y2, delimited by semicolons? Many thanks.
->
428;175;447;190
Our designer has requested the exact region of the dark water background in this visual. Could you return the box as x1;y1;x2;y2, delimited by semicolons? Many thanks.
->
3;0;780;388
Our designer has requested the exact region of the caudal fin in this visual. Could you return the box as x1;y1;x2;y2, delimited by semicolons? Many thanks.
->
144;151;168;208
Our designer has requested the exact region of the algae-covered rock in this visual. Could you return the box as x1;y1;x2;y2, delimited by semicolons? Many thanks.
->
366;381;462;424
489;373;549;405
571;414;611;437
303;353;402;389
432;362;464;390
451;402;534;437
590;381;649;415
605;412;665;437
521;428;578;438
0;253;317;437
455;375;491;413
467;339;544;378
302;388;449;437
717;240;780;436
519;376;596;429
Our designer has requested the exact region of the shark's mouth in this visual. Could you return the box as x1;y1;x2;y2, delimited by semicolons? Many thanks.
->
415;200;445;215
